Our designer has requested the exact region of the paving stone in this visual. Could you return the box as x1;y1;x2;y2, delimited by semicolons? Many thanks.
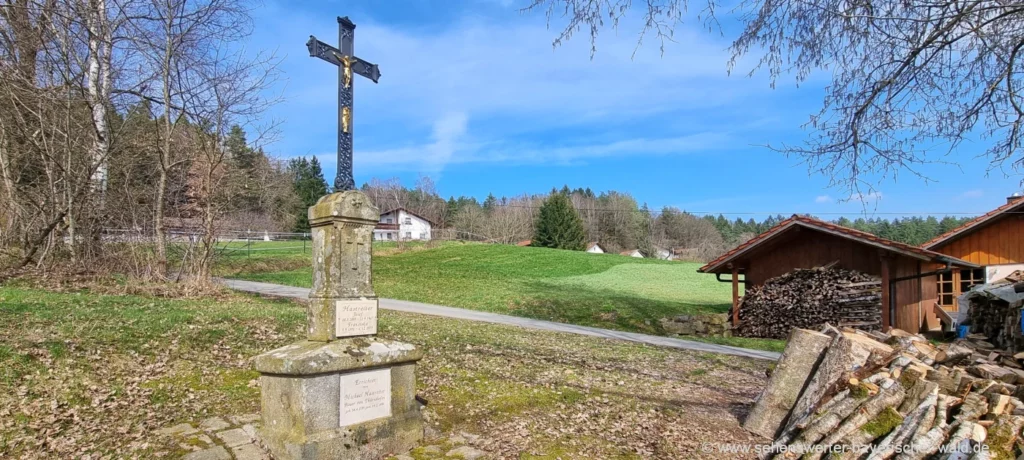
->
179;442;203;452
183;446;231;460
448;434;467;445
156;423;198;437
195;434;213;445
446;445;486;459
459;431;482;444
421;445;441;454
230;442;270;460
199;417;231;432
214;428;252;448
393;455;414;460
240;424;258;438
230;413;260;425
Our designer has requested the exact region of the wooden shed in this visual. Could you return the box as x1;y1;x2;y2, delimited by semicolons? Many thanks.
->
922;195;1024;314
698;216;977;332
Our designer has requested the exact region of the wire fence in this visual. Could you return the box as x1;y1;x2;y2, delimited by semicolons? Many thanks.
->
99;228;487;260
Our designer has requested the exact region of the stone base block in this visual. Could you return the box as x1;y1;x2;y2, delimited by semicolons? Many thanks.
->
260;408;422;460
254;338;424;460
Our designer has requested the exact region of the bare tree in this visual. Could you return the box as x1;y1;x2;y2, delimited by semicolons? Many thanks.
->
526;0;1024;192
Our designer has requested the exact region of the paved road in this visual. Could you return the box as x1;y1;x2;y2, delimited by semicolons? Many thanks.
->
217;278;781;361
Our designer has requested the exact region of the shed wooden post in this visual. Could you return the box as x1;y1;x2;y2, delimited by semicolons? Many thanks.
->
880;255;891;331
731;266;740;326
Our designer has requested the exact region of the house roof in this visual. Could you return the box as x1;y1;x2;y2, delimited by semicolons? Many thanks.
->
619;249;641;256
586;242;601;251
698;215;978;274
922;199;1024;249
380;207;436;226
516;240;532;247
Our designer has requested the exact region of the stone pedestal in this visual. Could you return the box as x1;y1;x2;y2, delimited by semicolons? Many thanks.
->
254;191;423;460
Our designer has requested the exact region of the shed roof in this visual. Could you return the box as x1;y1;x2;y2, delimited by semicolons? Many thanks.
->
921;199;1024;249
698;215;977;274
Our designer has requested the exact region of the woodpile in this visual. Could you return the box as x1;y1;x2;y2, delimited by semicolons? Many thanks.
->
735;268;881;339
966;295;1023;352
746;326;1024;459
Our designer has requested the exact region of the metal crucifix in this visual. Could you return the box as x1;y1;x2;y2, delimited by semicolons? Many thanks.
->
306;16;381;191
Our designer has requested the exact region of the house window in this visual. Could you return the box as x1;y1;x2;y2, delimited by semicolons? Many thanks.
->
937;271;954;308
419;232;426;239
385;218;393;224
404;217;412;225
960;268;985;293
386;233;392;240
405;232;412;239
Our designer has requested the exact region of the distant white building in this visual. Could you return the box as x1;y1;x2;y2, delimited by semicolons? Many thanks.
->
373;208;433;241
652;246;672;260
585;242;604;254
619;249;644;258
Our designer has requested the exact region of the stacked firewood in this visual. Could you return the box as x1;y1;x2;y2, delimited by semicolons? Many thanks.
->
745;326;1024;459
966;295;1022;351
735;268;882;339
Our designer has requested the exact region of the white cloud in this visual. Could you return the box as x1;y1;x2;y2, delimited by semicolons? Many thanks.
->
960;189;984;199
351;130;728;171
815;195;832;203
256;6;770;173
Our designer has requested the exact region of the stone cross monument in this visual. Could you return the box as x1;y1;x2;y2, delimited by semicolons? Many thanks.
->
305;17;381;192
253;17;423;460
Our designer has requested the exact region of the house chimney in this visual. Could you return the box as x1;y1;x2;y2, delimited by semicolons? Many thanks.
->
1009;192;1024;204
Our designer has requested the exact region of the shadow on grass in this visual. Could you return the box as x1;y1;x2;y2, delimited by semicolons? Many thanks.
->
512;280;731;336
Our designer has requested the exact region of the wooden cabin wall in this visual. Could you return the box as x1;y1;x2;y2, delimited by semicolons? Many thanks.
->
891;258;925;332
743;231;881;286
932;214;1024;265
737;229;932;332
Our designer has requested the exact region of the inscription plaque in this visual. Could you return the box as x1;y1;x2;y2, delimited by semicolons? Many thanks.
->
335;298;377;337
340;368;391;426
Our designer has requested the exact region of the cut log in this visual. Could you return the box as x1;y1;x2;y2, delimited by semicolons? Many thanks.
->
744;328;832;439
987;394;1010;417
935;421;979;460
969;364;1018;384
936;343;973;365
787;384;874;452
811;381;906;460
928;368;959;396
896;395;953;460
956;393;989;422
981;415;1024;459
867;388;938;460
782;334;858;435
899;379;940;415
834;406;904;460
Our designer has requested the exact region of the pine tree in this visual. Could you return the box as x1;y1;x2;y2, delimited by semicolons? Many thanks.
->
532;192;586;250
482;193;497;214
289;156;329;232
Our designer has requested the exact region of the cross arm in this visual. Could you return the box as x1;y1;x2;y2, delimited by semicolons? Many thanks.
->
306;36;381;83
307;36;342;66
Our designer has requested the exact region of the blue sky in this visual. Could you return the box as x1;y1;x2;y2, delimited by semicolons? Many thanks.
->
246;0;1022;219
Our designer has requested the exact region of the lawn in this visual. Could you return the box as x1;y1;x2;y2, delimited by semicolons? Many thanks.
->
0;286;769;458
219;242;784;351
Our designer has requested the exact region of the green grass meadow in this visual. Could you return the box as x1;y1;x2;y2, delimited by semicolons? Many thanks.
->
220;241;781;351
0;286;769;458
